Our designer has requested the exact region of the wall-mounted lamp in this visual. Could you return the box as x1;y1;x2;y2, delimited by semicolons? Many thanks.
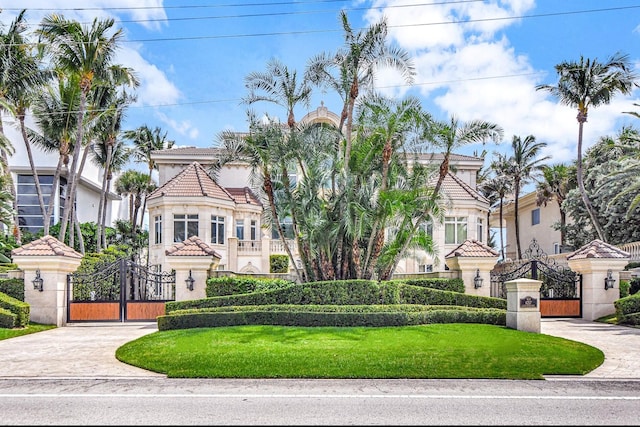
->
474;268;484;289
604;269;615;290
32;269;43;292
185;269;195;291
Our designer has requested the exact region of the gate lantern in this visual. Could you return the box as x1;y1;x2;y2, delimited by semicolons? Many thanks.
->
185;270;195;291
604;269;615;290
473;269;483;288
32;269;43;292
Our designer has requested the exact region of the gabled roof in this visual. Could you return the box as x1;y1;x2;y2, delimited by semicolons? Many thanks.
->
166;236;221;258
11;235;82;259
445;239;499;258
566;239;630;260
147;161;235;202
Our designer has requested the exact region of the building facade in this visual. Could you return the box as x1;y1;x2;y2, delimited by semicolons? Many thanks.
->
148;106;492;277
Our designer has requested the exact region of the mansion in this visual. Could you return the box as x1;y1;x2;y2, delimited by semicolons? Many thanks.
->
147;105;491;278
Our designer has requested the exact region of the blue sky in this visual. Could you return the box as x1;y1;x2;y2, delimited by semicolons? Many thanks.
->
2;0;640;168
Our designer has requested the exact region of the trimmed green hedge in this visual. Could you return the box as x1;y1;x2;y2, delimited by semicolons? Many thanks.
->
168;280;506;314
157;304;506;331
206;276;296;297
0;307;16;328
614;293;640;325
162;279;507;331
0;278;25;301
0;291;29;327
393;278;465;293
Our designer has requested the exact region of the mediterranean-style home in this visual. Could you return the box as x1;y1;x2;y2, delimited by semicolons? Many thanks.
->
147;105;492;277
491;190;566;261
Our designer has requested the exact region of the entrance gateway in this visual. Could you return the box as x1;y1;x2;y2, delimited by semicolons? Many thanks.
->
67;258;176;322
490;239;582;318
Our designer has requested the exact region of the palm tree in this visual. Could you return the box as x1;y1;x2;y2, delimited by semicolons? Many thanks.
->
429;115;504;196
481;159;512;261
535;163;574;251
28;74;81;236
0;10;49;240
505;135;550;259
114;169;150;232
305;10;415;169
241;59;313;281
536;52;638;242
123;124;174;227
37;14;137;243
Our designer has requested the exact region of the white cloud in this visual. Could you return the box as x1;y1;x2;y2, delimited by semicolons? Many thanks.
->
364;0;638;165
156;111;199;140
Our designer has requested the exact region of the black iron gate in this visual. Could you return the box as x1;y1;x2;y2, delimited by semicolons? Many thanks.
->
67;258;175;322
490;239;582;317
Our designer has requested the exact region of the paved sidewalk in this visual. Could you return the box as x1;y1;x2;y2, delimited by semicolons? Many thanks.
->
0;318;638;379
0;322;164;379
541;318;640;379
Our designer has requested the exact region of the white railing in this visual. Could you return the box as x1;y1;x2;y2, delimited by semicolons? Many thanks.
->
270;239;297;254
237;240;261;253
618;241;640;262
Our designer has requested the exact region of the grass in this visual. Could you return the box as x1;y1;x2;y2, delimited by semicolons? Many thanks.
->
115;323;604;380
0;323;56;340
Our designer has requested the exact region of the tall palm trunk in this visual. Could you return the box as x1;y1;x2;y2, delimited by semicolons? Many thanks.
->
59;89;88;243
0;122;20;243
96;140;113;251
514;177;522;259
43;156;64;236
576;112;606;241
18;111;47;224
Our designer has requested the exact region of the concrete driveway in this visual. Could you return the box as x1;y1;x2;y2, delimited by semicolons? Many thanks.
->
0;318;639;379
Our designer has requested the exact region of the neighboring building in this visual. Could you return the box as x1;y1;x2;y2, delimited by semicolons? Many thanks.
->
490;190;567;261
1;116;125;237
148;105;491;276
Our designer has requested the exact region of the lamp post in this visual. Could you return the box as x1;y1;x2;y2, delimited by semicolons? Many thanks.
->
185;270;195;291
473;268;484;289
32;269;43;292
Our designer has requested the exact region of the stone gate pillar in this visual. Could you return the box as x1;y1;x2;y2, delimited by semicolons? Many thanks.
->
11;235;83;327
445;239;499;297
505;278;542;333
165;236;221;301
567;239;630;321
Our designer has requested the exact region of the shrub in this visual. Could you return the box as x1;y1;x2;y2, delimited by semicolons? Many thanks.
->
393;278;465;293
614;293;640;325
206;277;296;297
0;278;25;301
270;255;289;273
630;278;640;296
0;307;16;328
620;280;630;298
0;291;29;327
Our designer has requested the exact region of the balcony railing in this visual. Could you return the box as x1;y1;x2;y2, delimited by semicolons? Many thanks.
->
237;240;261;253
270;239;297;254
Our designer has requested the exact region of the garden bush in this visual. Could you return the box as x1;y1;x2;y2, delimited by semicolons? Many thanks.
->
0;291;29;327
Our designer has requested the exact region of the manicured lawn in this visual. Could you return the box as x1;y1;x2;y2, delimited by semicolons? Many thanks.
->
116;323;604;380
0;323;56;340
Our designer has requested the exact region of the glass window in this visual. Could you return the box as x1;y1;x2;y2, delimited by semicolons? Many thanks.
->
419;221;433;238
211;215;225;244
236;219;245;240
531;208;540;225
477;218;484;243
16;174;65;234
272;217;294;239
418;264;433;273
250;220;257;240
174;214;198;242
154;215;162;244
445;217;467;244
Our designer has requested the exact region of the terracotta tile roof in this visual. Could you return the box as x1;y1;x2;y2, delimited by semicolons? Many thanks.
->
226;187;263;207
11;235;82;259
566;239;631;260
437;172;488;203
166;236;221;258
147;161;235;202
151;146;222;157
445;239;499;258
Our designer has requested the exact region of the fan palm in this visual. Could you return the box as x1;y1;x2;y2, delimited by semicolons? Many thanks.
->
535;163;575;250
